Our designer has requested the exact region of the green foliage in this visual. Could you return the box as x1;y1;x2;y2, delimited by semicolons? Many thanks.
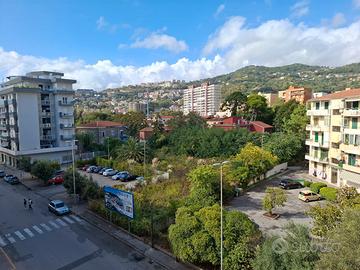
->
310;182;327;194
282;104;308;136
76;132;97;152
246;93;274;123
303;180;312;187
113;111;146;137
319;187;337;201
252;223;319;270
168;204;260;269
316;209;360;270
273;100;301;132
262;187;287;215
336;186;360;207
115;138;144;163
307;203;342;237
18;156;32;172
30;160;60;183
221;91;247;116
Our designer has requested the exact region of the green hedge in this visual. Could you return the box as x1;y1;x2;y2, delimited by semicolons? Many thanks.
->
304;180;312;187
310;182;327;194
319;187;337;201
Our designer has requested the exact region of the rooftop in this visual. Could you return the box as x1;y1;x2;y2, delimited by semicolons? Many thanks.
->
251;121;273;128
309;88;360;101
77;121;124;128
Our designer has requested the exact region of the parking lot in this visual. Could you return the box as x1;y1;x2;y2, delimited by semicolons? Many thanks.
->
229;169;327;236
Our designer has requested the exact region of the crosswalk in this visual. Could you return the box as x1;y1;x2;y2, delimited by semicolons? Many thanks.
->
0;215;84;247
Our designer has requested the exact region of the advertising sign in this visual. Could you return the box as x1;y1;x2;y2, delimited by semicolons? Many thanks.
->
104;186;134;219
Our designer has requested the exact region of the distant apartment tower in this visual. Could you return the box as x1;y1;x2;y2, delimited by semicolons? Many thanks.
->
279;86;312;104
0;71;76;166
183;83;221;117
128;102;146;113
305;88;360;189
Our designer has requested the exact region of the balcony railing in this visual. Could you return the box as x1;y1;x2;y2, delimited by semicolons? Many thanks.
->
58;101;74;106
60;135;75;141
343;109;360;117
305;139;329;148
59;112;74;118
60;124;74;129
41;123;52;129
306;109;330;116
41;135;55;141
41;100;51;106
0;124;9;130
41;112;52;118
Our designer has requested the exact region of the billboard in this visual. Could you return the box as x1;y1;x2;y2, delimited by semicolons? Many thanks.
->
104;186;134;219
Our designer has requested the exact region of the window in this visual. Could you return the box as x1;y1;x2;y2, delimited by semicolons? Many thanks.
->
333;109;340;115
353;101;359;109
324;101;329;109
352;118;358;129
102;131;105;137
314;132;319;142
348;154;356;166
332;126;340;132
315;102;320;110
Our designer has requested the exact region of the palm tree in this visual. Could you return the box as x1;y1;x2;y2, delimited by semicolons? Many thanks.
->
116;138;144;163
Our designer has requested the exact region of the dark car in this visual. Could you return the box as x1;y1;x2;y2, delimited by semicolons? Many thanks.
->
279;179;303;189
48;200;70;215
54;170;65;176
98;167;109;174
4;175;19;185
122;174;138;182
0;170;5;178
93;166;103;173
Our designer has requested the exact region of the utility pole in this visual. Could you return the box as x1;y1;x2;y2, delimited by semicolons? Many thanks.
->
71;140;76;201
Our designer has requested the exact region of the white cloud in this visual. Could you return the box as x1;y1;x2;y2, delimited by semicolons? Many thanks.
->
354;0;360;9
96;16;128;33
203;16;360;70
290;0;309;18
0;47;226;90
214;4;225;18
96;16;107;30
131;33;188;53
332;13;346;27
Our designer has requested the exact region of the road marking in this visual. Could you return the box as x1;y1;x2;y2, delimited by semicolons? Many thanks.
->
62;216;74;224
70;215;83;223
0;247;16;270
0;237;7;247
56;218;68;227
5;234;16;244
14;231;26;240
32;225;43;234
49;220;60;229
23;228;34;238
40;223;52;232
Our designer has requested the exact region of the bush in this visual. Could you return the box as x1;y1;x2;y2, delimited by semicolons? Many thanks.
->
76;158;96;168
310;182;327;194
319;187;337;201
304;180;312;187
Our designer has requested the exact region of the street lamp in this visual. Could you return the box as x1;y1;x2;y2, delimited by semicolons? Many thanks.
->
67;139;78;201
212;160;230;270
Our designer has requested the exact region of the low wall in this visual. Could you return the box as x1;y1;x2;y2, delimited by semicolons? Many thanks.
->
265;162;288;178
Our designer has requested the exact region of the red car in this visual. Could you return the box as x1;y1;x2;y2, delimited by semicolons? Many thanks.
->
81;165;89;171
48;175;64;185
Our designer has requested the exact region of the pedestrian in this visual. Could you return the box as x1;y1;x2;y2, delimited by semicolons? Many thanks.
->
28;199;33;210
23;198;27;208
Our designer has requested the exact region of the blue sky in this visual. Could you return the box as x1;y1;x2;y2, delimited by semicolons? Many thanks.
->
1;0;360;89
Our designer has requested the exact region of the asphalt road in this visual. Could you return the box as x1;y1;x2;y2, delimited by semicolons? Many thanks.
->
0;178;164;270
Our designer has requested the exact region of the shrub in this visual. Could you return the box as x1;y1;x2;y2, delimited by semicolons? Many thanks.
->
319;187;337;201
304;180;312;187
310;182;327;194
76;158;96;168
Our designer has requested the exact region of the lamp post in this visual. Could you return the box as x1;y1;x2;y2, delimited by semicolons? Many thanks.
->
212;160;229;270
68;139;78;201
107;138;110;160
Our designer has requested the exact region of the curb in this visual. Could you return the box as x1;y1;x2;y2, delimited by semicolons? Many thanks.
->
75;209;192;270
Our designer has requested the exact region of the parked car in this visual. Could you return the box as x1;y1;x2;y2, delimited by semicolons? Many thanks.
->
98;167;109;174
86;166;97;173
103;169;115;176
0;170;5;178
48;175;64;185
112;171;130;180
54;170;65;176
106;170;118;177
121;174;139;182
279;179;303;189
48;200;70;215
81;165;89;171
93;166;103;173
298;190;321;202
4;175;19;185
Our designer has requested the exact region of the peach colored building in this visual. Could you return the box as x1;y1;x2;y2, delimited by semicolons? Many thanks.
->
279;86;312;104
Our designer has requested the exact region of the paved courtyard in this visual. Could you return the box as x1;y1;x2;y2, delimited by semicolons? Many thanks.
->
229;168;327;236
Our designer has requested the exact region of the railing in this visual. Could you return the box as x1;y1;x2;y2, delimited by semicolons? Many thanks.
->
343;109;360;116
58;101;74;106
41;112;52;117
59;112;74;118
306;109;330;116
41;100;51;106
41;123;52;128
60;135;75;141
41;135;54;141
60;124;74;129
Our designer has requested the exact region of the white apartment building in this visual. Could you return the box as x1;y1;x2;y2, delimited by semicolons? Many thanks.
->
0;71;76;166
306;88;360;189
183;83;221;117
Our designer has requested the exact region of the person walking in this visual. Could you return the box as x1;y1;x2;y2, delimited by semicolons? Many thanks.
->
23;198;27;209
28;199;33;210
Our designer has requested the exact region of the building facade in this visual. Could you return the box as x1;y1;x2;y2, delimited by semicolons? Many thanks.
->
0;71;76;166
76;121;127;145
305;88;360;189
258;92;278;106
183;83;221;117
279;86;312;104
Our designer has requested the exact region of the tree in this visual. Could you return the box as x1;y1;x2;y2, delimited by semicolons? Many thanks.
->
115;137;144;163
246;94;274;123
63;169;87;195
273;100;300;132
31;160;59;184
221;91;247;116
317;209;360;270
113;111;146;137
168;204;260;269
18;156;32;172
253;223;319;270
262;187;287;216
282;104;308;136
76;132;96;152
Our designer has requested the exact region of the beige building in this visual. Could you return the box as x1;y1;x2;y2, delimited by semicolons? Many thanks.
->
305;88;360;189
258;92;278;106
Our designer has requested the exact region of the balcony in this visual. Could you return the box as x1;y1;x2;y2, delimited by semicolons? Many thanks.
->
331;132;342;143
41;100;51;106
58;100;74;106
41;112;52;118
0;133;9;139
60;124;74;129
41;135;55;141
305;139;329;148
342;163;360;174
9;124;18;132
343;127;360;135
1;141;9;148
305;153;329;164
41;123;52;129
306;109;330;116
0;112;9;119
0;100;8;107
60;135;74;141
59;112;74;118
0;124;9;131
306;124;329;132
343;109;360;117
340;143;360;155
7;99;16;105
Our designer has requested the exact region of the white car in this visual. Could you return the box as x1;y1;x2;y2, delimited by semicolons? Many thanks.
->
103;169;115;176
